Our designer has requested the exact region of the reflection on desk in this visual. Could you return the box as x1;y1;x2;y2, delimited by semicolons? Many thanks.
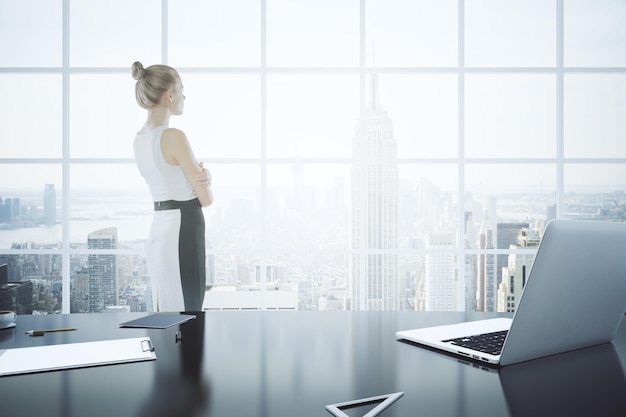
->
136;313;209;417
501;342;626;417
0;311;625;417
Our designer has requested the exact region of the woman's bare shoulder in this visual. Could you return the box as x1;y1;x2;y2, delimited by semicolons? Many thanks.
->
161;128;190;151
162;127;186;140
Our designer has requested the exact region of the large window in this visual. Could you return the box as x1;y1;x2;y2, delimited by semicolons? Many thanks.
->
1;0;625;314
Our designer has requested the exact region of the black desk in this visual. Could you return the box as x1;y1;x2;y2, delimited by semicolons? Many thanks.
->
1;311;625;417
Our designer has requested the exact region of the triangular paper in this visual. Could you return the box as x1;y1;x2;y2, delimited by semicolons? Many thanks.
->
326;392;404;417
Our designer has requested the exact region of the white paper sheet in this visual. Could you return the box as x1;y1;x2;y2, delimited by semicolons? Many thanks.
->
0;337;156;377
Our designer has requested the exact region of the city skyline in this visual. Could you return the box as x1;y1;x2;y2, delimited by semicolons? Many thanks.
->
1;181;625;314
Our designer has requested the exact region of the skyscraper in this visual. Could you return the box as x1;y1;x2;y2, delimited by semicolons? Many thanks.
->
496;222;529;289
477;210;495;312
497;225;541;312
71;266;89;313
0;197;18;223
349;75;399;311
88;227;118;312
425;231;458;311
43;184;56;226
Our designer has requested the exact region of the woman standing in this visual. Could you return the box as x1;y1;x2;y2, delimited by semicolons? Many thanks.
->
132;61;213;312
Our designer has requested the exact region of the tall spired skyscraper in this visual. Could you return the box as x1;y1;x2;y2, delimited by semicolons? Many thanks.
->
349;75;399;311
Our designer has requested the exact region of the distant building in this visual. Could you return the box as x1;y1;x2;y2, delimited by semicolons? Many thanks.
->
497;226;541;313
496;222;529;289
477;210;496;312
43;184;56;226
0;197;19;223
425;231;458;311
203;282;298;310
319;294;343;310
88;228;118;312
206;251;215;287
127;297;147;313
71;266;90;313
464;211;478;311
545;204;557;222
255;264;284;283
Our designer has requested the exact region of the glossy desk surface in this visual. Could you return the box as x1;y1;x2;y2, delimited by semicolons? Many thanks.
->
1;311;625;417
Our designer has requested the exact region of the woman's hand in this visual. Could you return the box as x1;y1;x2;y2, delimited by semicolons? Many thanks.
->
195;161;212;188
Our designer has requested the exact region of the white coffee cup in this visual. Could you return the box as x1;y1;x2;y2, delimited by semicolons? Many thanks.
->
0;311;17;328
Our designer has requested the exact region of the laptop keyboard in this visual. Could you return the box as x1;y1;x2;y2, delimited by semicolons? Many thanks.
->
442;330;508;356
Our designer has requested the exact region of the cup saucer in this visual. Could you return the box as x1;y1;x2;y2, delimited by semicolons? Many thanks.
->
0;323;16;330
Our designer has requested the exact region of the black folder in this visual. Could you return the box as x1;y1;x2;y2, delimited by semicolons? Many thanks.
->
120;313;196;329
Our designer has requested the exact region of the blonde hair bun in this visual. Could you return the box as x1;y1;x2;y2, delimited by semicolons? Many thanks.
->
131;61;146;81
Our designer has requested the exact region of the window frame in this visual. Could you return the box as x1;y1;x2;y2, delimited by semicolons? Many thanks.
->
1;0;625;313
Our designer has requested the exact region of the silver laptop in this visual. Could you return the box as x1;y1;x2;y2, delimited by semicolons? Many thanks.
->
396;219;626;366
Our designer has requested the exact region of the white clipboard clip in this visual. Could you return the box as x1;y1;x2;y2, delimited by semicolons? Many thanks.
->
141;339;155;352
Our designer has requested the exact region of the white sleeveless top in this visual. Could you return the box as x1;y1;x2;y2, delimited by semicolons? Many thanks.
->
133;126;196;202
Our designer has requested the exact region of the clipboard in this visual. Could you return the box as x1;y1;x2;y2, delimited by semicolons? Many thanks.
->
120;313;196;329
0;337;156;377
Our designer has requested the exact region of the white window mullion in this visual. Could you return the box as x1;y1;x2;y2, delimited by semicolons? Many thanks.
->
457;0;466;311
162;0;169;64
259;0;268;309
556;0;565;219
61;0;71;314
